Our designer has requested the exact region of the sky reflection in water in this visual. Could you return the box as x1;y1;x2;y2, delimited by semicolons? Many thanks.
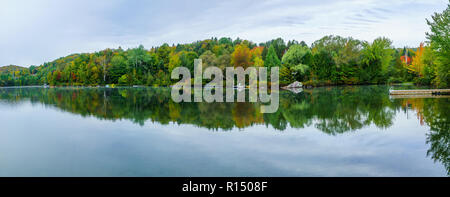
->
0;85;448;176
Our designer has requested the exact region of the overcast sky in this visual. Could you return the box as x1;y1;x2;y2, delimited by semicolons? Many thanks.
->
0;0;447;67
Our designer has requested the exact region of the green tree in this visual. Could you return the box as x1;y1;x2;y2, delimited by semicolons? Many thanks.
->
109;55;127;83
199;50;217;69
426;2;450;87
311;36;362;84
127;45;151;84
168;52;181;73
157;43;173;71
179;51;198;73
360;37;394;83
216;51;231;71
265;38;286;59
118;74;129;85
264;45;281;73
421;45;438;85
281;45;312;83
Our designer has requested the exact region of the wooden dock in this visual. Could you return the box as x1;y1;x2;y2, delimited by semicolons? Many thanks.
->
389;89;450;95
390;94;450;99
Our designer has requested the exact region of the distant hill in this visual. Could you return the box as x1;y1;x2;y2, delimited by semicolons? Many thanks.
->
0;65;27;73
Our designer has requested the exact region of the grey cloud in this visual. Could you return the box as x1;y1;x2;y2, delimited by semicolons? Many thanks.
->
0;0;447;67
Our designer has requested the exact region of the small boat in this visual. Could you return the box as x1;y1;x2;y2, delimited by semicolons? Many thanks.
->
235;83;245;90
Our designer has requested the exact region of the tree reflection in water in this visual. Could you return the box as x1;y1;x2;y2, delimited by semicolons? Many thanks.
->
0;85;448;174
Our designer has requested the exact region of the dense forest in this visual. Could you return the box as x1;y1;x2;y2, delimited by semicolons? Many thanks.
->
0;3;448;88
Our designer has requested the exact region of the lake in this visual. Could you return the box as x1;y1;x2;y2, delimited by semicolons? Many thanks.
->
0;85;448;176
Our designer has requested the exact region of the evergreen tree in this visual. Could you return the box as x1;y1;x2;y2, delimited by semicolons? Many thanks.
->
264;45;281;73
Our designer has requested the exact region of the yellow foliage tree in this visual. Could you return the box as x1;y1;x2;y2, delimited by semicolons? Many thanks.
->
250;46;264;67
168;52;181;73
406;43;425;77
231;44;252;68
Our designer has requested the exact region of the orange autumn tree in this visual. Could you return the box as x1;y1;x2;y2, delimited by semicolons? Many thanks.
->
405;43;425;77
231;43;252;68
250;46;263;59
400;98;425;126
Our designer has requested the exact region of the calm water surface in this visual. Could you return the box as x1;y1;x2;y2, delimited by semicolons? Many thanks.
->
0;85;448;176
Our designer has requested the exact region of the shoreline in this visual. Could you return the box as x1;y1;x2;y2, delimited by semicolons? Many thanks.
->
0;83;441;89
